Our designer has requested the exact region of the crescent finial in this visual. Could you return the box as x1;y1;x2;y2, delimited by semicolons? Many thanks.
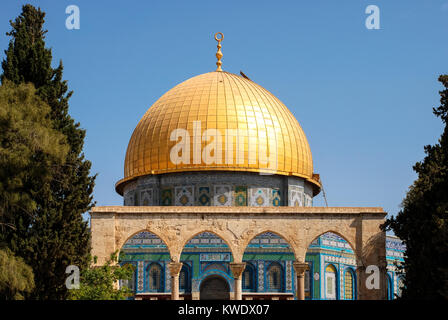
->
214;32;224;72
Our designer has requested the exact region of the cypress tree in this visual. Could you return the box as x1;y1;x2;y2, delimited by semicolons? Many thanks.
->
0;248;35;300
1;4;95;299
384;75;448;299
0;81;69;240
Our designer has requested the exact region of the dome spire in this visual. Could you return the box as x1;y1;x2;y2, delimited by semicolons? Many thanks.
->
214;32;224;71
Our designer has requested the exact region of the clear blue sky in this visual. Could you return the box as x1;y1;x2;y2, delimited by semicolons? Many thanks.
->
1;0;447;224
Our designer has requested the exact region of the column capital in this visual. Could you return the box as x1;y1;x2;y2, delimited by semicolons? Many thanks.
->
292;262;309;275
229;262;246;279
168;262;183;277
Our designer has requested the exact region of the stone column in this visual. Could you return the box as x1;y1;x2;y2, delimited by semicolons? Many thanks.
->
293;262;309;300
168;262;183;300
230;262;246;300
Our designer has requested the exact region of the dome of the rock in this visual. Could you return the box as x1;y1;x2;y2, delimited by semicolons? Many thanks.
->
116;71;320;197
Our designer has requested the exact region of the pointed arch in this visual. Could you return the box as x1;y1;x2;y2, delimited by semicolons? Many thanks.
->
180;230;232;250
242;230;297;260
118;229;171;257
178;230;235;262
304;230;359;266
242;262;256;292
199;274;231;300
305;230;356;254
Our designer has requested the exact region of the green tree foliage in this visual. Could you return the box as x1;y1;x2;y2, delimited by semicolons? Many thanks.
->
0;81;68;234
0;248;35;300
1;4;96;299
384;75;448;299
68;252;135;300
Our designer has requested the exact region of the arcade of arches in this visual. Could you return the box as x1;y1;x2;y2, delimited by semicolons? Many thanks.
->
91;206;388;300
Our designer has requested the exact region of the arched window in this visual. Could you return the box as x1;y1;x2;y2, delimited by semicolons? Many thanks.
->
242;264;255;291
386;273;393;300
179;265;190;292
344;269;355;300
267;263;283;291
147;263;163;292
180;269;186;290
325;264;337;300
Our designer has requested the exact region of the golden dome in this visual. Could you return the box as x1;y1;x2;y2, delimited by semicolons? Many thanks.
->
116;71;320;195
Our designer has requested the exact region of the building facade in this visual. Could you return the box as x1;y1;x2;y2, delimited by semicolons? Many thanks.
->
90;33;401;300
118;231;405;300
